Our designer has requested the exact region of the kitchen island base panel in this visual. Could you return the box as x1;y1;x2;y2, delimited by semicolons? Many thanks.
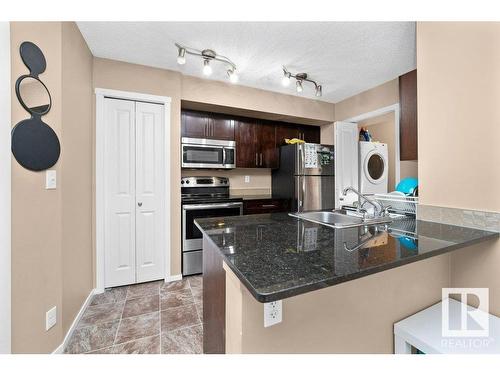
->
223;254;450;354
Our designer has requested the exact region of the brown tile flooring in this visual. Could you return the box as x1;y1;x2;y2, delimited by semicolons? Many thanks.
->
64;276;203;354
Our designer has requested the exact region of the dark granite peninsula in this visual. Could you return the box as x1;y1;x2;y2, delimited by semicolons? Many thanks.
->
195;213;498;353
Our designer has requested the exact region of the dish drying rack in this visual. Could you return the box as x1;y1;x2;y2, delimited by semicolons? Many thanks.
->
373;193;418;216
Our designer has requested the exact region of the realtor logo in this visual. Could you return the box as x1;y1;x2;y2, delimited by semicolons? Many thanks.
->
442;288;489;338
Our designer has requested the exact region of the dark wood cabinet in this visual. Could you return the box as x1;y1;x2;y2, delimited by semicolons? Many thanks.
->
275;123;320;145
182;110;234;141
235;119;257;168
210;113;234;141
301;125;321;143
235;120;278;168
399;69;418;160
181;110;208;139
243;198;290;215
182;109;320;169
276;123;301;146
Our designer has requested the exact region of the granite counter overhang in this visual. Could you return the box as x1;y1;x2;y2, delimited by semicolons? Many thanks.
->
194;213;499;303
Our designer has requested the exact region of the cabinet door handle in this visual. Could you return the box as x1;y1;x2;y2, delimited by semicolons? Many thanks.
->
260;153;263;166
261;204;276;208
255;153;258;167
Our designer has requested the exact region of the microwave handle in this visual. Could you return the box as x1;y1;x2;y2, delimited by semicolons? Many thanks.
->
222;147;226;165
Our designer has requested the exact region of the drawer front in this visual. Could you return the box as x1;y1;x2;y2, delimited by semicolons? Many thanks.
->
243;199;289;215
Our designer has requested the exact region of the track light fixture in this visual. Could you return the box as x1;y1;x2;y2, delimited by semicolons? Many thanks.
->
175;43;238;84
282;66;323;97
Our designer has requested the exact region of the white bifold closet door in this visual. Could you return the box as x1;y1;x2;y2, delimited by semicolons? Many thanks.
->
104;98;165;288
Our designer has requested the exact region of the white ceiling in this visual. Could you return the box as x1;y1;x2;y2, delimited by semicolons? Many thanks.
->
77;22;416;103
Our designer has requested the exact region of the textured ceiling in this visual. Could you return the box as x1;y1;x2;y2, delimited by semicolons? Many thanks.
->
77;22;416;103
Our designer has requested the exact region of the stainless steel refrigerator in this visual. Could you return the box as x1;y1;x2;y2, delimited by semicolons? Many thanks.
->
272;143;335;212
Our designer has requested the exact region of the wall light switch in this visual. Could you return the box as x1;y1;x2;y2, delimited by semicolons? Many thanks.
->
45;170;56;189
244;175;250;183
46;306;57;331
264;300;282;327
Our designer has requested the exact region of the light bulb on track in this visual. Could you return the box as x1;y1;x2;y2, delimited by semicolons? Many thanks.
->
296;80;303;93
203;59;212;76
177;47;186;65
228;69;238;83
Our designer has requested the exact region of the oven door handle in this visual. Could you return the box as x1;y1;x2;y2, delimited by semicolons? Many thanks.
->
182;202;243;210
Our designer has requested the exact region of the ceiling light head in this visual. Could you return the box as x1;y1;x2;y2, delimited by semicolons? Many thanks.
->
315;85;322;97
282;71;291;87
296;80;303;93
203;59;213;76
227;68;238;83
177;47;186;65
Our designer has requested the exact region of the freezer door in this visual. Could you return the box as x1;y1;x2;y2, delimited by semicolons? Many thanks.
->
296;143;335;176
297;175;335;211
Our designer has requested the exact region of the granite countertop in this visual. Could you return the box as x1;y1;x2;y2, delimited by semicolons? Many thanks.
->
195;213;499;303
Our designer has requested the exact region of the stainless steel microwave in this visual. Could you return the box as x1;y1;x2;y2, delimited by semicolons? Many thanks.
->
181;137;236;169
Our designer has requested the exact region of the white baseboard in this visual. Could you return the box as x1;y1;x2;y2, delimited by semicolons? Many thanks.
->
52;289;96;354
165;274;183;283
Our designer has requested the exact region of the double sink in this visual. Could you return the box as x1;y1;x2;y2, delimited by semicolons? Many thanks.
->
289;209;396;229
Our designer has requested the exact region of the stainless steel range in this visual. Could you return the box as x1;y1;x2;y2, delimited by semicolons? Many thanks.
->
181;176;243;275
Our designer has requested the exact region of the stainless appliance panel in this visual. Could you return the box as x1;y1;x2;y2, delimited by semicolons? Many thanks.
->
297;175;335;211
296;143;334;176
181;137;236;169
183;250;202;275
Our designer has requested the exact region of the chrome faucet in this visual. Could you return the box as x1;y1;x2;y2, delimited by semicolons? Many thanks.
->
342;186;384;217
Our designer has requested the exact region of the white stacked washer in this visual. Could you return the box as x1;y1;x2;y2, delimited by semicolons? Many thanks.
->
359;141;389;194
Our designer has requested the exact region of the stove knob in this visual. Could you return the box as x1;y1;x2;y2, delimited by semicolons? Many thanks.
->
181;180;184;184
186;180;190;184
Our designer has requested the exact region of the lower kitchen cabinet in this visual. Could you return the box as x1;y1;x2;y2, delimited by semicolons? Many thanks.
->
243;198;290;215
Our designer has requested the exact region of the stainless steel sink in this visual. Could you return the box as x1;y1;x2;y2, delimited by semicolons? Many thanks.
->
289;209;393;229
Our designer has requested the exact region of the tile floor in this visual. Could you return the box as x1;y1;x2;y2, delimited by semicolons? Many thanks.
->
64;276;203;354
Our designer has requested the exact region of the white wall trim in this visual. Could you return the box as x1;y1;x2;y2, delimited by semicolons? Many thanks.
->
0;21;11;354
95;88;172;293
52;289;96;354
342;103;401;185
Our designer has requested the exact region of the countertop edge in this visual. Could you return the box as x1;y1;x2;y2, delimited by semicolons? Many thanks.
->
195;219;499;303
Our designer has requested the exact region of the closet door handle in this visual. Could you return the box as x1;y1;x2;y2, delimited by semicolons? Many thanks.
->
138;202;143;207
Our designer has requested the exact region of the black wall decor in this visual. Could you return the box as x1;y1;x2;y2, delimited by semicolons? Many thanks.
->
11;41;60;171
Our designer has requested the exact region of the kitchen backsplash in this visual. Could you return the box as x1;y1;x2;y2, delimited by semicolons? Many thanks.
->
181;168;272;196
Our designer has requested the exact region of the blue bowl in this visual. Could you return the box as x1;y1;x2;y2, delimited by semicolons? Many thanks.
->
396;177;418;195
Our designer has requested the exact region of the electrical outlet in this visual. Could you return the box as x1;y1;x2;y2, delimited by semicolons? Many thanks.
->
264;300;282;327
244;175;250;183
45;170;56;189
46;306;57;331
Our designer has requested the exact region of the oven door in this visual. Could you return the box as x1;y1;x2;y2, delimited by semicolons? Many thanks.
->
182;202;243;251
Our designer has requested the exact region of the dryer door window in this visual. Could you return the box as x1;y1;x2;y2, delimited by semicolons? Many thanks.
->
367;153;385;181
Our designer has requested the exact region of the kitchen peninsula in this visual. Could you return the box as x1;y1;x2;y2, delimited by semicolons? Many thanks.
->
195;213;498;354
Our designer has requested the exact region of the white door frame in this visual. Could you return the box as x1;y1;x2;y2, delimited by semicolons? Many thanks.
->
342;103;401;184
0;21;11;354
95;88;171;293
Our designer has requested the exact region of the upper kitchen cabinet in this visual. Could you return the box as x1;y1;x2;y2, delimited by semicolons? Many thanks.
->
182;110;208;139
276;123;320;145
301;125;321;144
235;119;278;169
276;123;300;146
399;69;418;160
209;113;235;141
181;110;235;141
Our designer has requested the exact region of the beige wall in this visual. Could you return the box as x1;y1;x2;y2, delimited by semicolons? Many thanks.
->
225;255;450;353
11;22;64;353
60;22;93;334
417;22;500;314
335;78;399;121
